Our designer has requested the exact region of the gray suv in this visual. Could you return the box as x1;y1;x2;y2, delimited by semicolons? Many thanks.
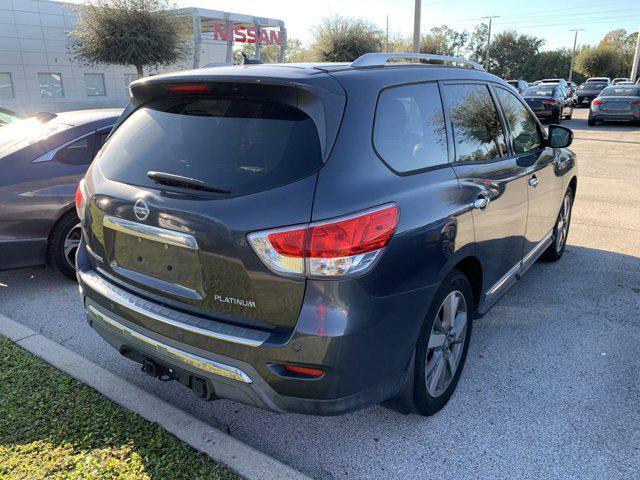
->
76;54;577;416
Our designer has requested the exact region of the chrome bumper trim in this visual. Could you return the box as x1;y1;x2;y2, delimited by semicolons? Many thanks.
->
78;269;268;347
87;304;252;384
103;215;198;250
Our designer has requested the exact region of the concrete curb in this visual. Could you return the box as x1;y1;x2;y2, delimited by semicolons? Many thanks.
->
0;313;310;480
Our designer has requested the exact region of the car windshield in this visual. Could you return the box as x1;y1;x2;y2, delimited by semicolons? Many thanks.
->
579;83;607;90
523;86;555;96
600;86;640;96
0;117;72;158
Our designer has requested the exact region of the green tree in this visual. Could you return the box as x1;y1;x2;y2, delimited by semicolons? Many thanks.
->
466;23;489;64
575;45;628;78
525;48;585;83
485;30;544;78
309;15;383;62
69;0;189;79
599;28;639;74
420;25;469;56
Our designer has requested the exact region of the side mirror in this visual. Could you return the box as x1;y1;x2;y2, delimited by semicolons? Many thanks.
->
547;124;573;148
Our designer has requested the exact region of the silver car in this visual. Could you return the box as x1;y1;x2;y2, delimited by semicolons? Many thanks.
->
588;85;640;126
0;109;121;278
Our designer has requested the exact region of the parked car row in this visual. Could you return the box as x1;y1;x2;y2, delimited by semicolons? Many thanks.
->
507;75;639;126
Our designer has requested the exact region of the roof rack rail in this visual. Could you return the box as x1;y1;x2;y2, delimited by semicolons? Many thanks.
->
351;53;485;71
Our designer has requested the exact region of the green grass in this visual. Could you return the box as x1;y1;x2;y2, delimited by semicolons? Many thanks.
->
0;337;239;480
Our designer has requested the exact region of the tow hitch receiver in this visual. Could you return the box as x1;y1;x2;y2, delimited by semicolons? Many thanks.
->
141;358;172;381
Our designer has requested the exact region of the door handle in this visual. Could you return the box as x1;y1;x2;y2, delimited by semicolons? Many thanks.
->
528;175;539;187
473;193;490;210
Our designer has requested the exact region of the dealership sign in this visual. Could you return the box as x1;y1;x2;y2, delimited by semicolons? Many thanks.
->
212;23;283;46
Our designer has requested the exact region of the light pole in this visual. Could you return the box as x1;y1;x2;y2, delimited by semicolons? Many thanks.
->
482;16;500;71
413;0;421;53
568;29;584;84
631;26;640;82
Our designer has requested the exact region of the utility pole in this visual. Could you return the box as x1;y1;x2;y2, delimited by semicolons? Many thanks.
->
386;15;389;53
631;26;640;82
568;29;584;84
413;0;421;53
482;16;500;71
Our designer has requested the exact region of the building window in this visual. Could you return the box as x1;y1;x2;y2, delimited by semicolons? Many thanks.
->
0;73;14;99
38;73;64;98
124;73;136;89
84;73;106;96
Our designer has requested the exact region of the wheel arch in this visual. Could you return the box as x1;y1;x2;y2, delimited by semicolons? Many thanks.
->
46;204;78;262
452;256;483;312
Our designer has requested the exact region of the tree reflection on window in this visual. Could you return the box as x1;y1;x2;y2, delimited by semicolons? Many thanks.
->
445;84;507;162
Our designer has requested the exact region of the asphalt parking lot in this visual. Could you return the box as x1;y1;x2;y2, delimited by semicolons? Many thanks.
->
1;107;639;479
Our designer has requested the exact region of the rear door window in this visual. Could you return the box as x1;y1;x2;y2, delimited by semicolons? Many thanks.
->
373;82;448;173
443;83;508;163
54;134;95;165
98;97;322;196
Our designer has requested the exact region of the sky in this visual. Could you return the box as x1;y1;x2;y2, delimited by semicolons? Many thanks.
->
178;0;640;51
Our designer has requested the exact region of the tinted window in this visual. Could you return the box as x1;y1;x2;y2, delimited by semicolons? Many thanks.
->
94;130;110;153
579;83;607;90
444;84;508;163
601;86;640;96
54;134;95;165
373;82;448;172
524;86;555;97
495;88;542;154
99;97;322;196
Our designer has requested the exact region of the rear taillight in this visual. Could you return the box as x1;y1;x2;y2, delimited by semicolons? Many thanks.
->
282;365;324;378
543;100;558;106
248;204;399;278
630;101;640;106
75;179;86;222
592;100;602;106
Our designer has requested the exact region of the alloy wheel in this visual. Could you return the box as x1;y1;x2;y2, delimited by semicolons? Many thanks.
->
556;194;571;251
63;223;82;270
424;291;468;398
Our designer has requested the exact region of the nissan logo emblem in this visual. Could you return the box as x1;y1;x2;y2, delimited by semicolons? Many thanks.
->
133;199;150;221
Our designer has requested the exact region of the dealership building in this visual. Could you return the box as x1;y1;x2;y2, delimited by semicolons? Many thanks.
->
0;0;286;113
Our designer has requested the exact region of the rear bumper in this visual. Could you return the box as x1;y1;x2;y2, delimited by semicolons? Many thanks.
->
77;241;432;415
589;113;637;122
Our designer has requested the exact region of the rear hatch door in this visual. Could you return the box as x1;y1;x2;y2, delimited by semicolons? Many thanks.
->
84;78;345;333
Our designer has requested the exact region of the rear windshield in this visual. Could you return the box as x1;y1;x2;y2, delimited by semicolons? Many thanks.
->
600;86;640;96
578;83;607;90
98;97;322;197
507;81;519;87
523;86;556;97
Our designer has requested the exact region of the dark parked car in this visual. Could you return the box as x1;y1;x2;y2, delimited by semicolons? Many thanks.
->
522;84;573;122
76;53;577;416
574;81;608;106
0;109;120;278
588;85;640;126
506;79;528;93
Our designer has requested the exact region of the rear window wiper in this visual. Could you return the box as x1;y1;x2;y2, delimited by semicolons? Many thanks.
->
147;171;230;194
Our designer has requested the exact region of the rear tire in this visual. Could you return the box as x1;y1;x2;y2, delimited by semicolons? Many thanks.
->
48;210;81;280
565;108;573;120
541;189;573;262
552;109;562;123
413;270;474;416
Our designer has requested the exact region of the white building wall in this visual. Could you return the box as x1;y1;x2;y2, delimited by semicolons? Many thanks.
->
0;0;237;114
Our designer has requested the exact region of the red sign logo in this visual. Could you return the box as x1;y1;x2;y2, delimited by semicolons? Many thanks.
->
213;23;282;46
